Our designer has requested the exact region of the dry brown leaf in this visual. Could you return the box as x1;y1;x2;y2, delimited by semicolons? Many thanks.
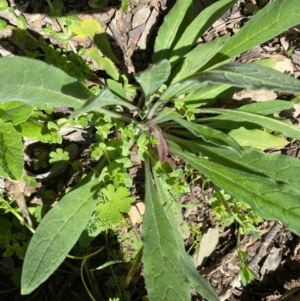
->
128;202;145;225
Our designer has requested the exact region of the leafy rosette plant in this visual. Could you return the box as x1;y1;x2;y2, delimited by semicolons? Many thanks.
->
0;0;300;300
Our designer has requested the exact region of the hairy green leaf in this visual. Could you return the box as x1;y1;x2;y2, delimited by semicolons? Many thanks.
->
220;0;300;60
228;127;287;150
134;60;171;98
160;80;205;103
169;0;236;64
184;84;233;107
143;160;219;301
199;108;300;140
187;142;300;188
168;140;300;236
21;179;100;295
87;47;119;80
154;172;190;240
0;101;33;125
171;35;230;83
72;87;137;117
192;63;300;94
0;57;90;109
153;0;193;62
107;79;127;101
175;118;242;155
153;171;218;300
143;160;190;301
0;120;23;180
238;100;294;115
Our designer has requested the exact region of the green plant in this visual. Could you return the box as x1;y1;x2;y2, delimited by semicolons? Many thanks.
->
0;0;300;300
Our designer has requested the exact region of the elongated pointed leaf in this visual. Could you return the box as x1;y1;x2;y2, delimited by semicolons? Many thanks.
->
149;107;179;125
153;171;218;301
153;0;193;62
238;100;294;115
175;118;242;155
192;63;300;94
220;0;300;59
21;179;100;295
143;160;219;301
184;84;233;107
199;108;300;140
134;60;171;98
169;0;236;64
168;140;300;236
87;47;119;80
186;141;300;188
228;127;287;150
0;120;23;180
72;87;137;117
171;35;230;84
0;57;90;109
143;160;191;301
160;80;205;104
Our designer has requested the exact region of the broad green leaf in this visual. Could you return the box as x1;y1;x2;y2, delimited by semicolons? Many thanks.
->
175;118;242;155
96;184;135;224
0;120;23;180
185;142;300;188
238;100;293;115
228;127;287;150
169;0;236;64
220;0;300;60
134;60;171;98
199;108;300;140
143;160;219;301
160;80;205;103
154;172;190;240
171;35;230;84
184;84;233;107
0;57;90;109
147;81;205;119
153;0;193;63
153;171;218;300
73;18;119;63
107;79;127;101
0;101;33;125
87;47;119;80
72;87;137;117
168;140;300;236
16;118;62;144
143;160;190;301
148;107;179;125
192;63;300;94
21;179;100;294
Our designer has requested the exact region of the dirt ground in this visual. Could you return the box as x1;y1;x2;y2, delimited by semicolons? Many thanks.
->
1;0;300;300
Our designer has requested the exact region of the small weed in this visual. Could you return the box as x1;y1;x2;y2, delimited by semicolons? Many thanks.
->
0;0;300;300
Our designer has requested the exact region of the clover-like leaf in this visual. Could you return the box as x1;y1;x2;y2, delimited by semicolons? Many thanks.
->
96;184;135;224
49;148;70;166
